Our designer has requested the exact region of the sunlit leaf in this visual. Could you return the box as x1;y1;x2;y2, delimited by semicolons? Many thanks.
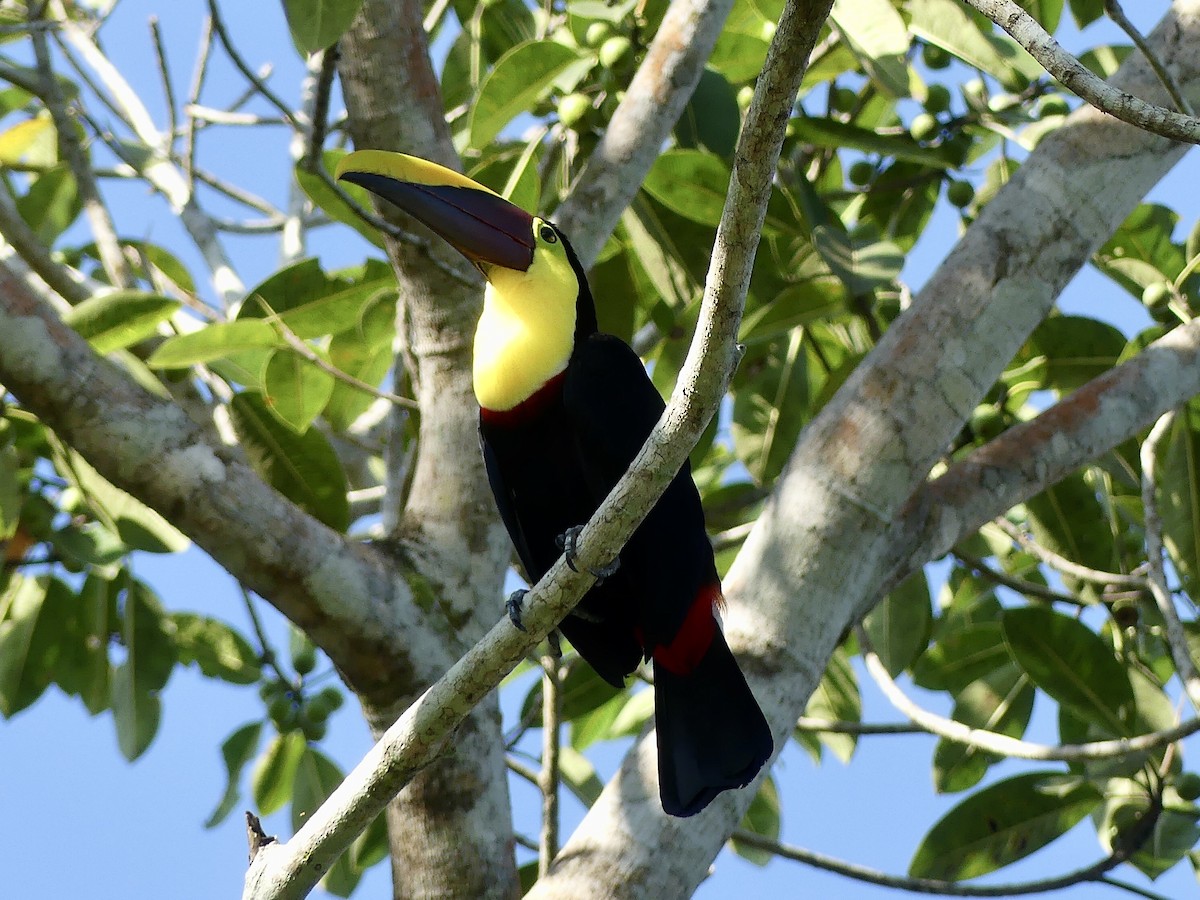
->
252;730;307;815
64;291;181;354
863;571;931;676
282;0;365;53
468;40;582;149
206;721;264;828
169;612;262;685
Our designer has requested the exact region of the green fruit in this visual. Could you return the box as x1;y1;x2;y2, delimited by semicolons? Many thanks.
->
557;93;591;129
1176;773;1200;802
847;160;875;186
909;112;940;142
969;405;1004;441
259;679;286;702
268;695;296;729
924;84;951;114
584;22;613;47
737;85;755;110
292;642;318;676
315;686;345;713
922;43;951;70
987;92;1020;114
598;36;632;69
962;78;988;108
1037;95;1070;118
1142;281;1172;309
947;179;975;208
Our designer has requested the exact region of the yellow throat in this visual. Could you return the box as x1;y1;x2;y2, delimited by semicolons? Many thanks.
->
472;218;579;411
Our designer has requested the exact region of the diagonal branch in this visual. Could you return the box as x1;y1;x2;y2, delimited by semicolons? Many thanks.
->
242;0;815;896
965;0;1200;143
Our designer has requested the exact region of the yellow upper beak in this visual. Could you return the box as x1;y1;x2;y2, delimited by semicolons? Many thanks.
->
336;150;536;273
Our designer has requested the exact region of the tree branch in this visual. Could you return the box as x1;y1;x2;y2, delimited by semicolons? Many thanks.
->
965;0;1200;144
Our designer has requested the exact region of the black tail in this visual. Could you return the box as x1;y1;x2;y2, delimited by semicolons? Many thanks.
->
653;631;773;817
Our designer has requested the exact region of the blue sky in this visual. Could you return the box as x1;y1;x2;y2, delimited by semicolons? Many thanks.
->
2;2;1197;898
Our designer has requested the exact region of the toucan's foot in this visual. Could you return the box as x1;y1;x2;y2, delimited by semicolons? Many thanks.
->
556;525;620;581
506;589;529;632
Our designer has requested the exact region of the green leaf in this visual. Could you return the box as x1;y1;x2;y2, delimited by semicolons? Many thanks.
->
0;575;69;716
862;572;931;676
468;40;583;149
910;771;1100;880
1025;472;1117;581
239;258;395;340
799;645;860;764
522;658;623;729
16;163;81;245
229;392;350;532
1160;403;1200;601
322;292;396;431
791;116;954;167
296;151;385;249
206;721;264;828
291;747;360;896
111;579;176;760
350;813;390;870
148;320;281;369
642;150;730;229
912;622;1010;693
829;0;910;97
732;776;780;866
559;744;605;806
934;666;1035;794
0;444;19;541
261;350;336;433
1012;316;1126;395
71;573;114;714
812;226;904;297
169;612;262;685
252;730;307;815
674;68;740;157
908;0;1042;89
1002;606;1134;736
64;291;182;354
282;0;365;53
709;0;784;82
53;446;189;554
1068;0;1104;27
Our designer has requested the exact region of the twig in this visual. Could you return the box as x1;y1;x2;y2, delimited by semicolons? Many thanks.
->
31;4;131;288
954;550;1082;605
795;716;924;736
1140;410;1200;712
1104;0;1193;116
148;16;179;145
239;583;295;689
0;185;97;305
962;0;1200;144
184;14;214;186
992;518;1147;589
856;626;1200;762
537;655;562;877
257;306;419;410
282;52;323;265
303;46;337;172
206;0;305;133
729;827;1167;897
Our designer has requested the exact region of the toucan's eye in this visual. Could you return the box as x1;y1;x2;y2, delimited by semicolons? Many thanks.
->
539;224;557;244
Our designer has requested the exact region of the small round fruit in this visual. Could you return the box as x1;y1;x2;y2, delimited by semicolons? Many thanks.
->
962;78;987;108
987;92;1020;114
315;686;345;713
924;84;952;114
947;179;975;208
1176;772;1200;802
301;716;328;742
1142;281;1173;309
557;93;591;129
737;85;755;110
268;695;296;729
584;22;613;47
922;43;951;70
598;35;632;69
909;112;940;142
969;405;1004;441
292;643;317;676
847;160;875;186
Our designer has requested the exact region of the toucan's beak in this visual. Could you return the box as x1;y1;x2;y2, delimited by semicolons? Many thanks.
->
336;150;536;273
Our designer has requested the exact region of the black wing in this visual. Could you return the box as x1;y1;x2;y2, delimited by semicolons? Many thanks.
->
480;426;537;578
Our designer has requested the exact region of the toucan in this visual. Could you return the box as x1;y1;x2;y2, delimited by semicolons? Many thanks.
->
337;150;773;817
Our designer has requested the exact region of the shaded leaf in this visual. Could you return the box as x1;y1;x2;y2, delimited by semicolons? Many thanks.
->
229;393;350;532
731;775;780;866
559;744;605;807
1002;606;1133;736
282;0;365;53
1160;403;1200;601
252;730;307;815
934;666;1035;793
469;40;582;148
0;575;69;716
261;350;336;433
799;645;860;764
912;622;1010;693
64;291;181;354
111;579;176;760
170;612;261;685
908;0;1042;89
148;320;281;369
863;571;931;677
206;720;264;828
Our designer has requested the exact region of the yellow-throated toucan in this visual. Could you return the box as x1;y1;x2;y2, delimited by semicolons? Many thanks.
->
337;150;773;817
